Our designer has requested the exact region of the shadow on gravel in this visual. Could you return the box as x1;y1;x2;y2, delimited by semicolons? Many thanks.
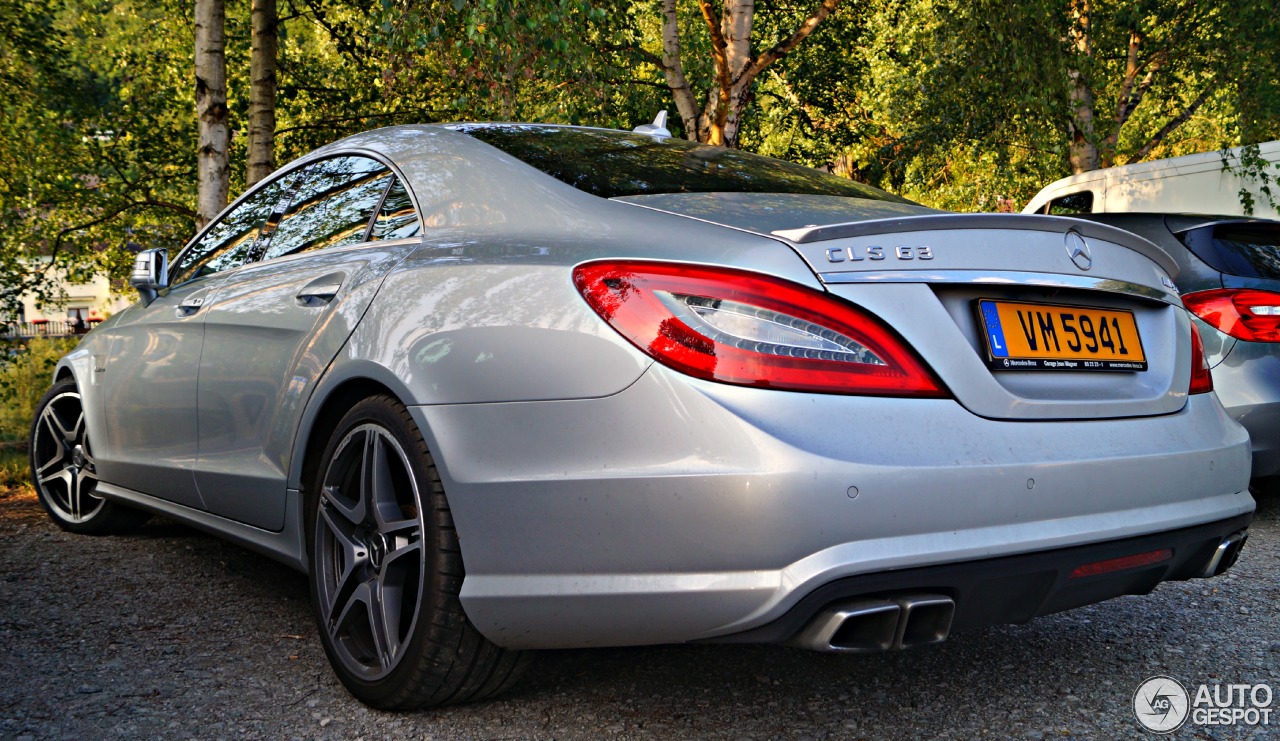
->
127;515;215;539
1252;488;1280;519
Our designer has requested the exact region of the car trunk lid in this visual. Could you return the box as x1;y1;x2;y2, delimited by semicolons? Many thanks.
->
617;193;1191;421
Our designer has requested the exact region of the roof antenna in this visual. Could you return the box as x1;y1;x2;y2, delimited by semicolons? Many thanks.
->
633;111;671;140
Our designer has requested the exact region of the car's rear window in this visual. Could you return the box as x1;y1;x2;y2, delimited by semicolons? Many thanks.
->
1200;224;1280;279
456;125;912;203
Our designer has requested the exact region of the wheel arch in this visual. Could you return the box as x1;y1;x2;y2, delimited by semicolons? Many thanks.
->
288;359;423;493
51;351;93;394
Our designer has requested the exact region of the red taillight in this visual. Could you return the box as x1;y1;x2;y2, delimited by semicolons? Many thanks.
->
573;261;947;397
1182;288;1280;342
1189;321;1213;395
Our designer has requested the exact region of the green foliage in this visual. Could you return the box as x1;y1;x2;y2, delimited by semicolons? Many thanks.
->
1223;143;1280;216
376;0;656;127
0;337;79;442
0;448;29;491
0;0;196;315
2;0;1280;283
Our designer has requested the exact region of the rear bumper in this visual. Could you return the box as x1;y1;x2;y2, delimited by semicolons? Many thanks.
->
412;366;1253;650
707;512;1252;645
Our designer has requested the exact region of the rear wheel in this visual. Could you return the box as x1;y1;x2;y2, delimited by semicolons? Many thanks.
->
307;394;530;708
29;379;149;534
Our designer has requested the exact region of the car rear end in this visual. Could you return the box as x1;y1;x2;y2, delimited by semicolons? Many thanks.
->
1167;219;1280;480
1071;214;1280;480
436;207;1252;652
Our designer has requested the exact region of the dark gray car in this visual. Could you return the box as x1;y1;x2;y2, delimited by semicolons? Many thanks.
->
1072;213;1280;481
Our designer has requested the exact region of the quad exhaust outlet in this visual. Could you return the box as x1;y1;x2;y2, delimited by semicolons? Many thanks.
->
791;594;956;653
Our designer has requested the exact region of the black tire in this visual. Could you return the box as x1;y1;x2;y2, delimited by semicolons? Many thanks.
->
29;379;150;534
306;394;530;708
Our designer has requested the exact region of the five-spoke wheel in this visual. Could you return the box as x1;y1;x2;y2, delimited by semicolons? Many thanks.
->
29;379;148;533
308;394;529;708
315;422;425;681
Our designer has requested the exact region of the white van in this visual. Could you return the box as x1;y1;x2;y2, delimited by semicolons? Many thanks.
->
1022;140;1280;219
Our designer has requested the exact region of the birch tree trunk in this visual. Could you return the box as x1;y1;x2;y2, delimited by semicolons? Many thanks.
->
660;0;839;147
1066;0;1099;174
195;0;229;229
246;0;277;187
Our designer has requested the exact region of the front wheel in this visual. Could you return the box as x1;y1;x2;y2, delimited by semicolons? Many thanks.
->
29;379;149;534
307;394;529;708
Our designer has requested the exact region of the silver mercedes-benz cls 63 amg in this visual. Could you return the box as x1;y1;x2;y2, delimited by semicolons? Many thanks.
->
30;122;1253;709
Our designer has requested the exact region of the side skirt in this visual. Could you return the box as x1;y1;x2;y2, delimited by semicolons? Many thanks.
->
95;482;309;573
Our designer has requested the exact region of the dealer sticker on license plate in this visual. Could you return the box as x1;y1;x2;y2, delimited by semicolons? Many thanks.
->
977;299;1147;371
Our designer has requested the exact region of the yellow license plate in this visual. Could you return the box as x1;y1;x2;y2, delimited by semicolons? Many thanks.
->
977;299;1147;371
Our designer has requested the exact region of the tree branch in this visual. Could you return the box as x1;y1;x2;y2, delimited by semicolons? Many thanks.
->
1125;49;1166;116
1113;29;1143;125
697;0;733;143
739;0;840;90
1129;83;1215;163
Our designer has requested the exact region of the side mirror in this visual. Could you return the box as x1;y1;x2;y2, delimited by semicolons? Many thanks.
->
129;249;169;305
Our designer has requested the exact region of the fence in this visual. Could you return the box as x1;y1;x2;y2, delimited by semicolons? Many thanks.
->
1;320;97;339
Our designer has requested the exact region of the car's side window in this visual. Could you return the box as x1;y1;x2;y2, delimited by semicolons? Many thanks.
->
260;156;391;261
171;173;300;285
1047;191;1094;215
370;177;421;241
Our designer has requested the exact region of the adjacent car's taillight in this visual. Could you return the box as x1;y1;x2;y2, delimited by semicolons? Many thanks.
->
1189;322;1213;395
573;261;947;397
1182;288;1280;342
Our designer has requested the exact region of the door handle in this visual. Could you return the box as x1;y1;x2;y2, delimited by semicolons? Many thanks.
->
296;282;343;305
176;296;206;317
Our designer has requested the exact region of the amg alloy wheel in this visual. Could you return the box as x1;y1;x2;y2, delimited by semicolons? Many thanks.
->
308;394;529;708
29;379;148;534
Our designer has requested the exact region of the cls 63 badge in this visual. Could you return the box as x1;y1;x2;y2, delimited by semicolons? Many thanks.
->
825;245;934;263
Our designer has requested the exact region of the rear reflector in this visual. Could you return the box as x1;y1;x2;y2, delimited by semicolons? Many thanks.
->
1189;322;1213;394
1068;548;1173;579
573;261;947;397
1182;288;1280;342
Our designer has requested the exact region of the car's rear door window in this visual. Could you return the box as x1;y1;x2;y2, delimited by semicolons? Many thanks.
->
260;156;391;260
171;173;300;285
1181;223;1280;279
1210;225;1280;279
370;177;420;240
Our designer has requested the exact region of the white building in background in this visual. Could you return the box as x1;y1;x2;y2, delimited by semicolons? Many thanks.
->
13;260;131;324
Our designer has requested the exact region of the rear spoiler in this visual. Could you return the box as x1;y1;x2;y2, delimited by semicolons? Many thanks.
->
772;213;1180;279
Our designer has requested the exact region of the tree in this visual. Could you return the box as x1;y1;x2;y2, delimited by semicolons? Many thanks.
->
763;0;1280;210
195;0;230;228
246;0;278;186
654;0;841;147
0;0;201;316
894;0;1280;179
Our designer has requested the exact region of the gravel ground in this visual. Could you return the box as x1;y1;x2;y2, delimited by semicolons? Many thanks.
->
0;487;1276;740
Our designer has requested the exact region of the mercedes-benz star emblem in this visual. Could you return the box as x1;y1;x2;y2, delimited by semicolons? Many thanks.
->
1065;231;1092;271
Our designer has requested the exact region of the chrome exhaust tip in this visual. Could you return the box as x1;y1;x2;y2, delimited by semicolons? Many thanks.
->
1199;529;1249;578
789;599;900;653
790;593;956;652
892;594;956;649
